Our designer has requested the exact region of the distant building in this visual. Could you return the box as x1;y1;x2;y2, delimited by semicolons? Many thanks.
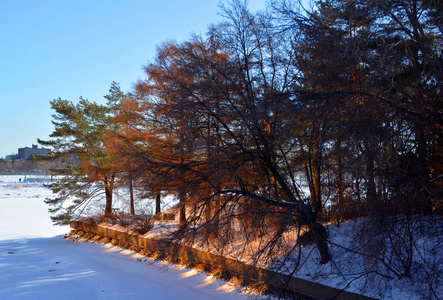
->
18;144;50;160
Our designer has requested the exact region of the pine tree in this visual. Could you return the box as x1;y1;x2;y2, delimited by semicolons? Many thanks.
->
39;97;117;224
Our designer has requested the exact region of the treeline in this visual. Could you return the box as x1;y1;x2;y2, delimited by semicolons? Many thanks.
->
0;159;49;175
39;0;442;283
0;155;72;176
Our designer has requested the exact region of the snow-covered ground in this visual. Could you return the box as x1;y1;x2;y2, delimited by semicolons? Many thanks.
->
0;179;259;299
2;176;441;299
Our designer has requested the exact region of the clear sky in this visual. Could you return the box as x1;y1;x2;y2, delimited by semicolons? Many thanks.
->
0;0;267;157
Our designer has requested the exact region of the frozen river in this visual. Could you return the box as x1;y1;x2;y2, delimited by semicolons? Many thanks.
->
0;180;254;299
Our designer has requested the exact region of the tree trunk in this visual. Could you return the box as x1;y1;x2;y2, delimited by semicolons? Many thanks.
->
408;1;431;213
129;173;135;215
104;175;115;217
299;204;331;264
179;187;186;227
211;196;220;239
335;137;344;222
309;221;331;264
365;141;378;214
104;186;113;216
155;193;161;215
415;123;431;213
298;137;322;212
312;159;322;212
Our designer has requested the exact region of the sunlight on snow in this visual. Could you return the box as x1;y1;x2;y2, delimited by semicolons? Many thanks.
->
174;265;187;270
103;245;121;253
196;275;217;288
214;282;237;293
131;253;145;259
158;260;171;266
180;268;200;278
120;249;135;255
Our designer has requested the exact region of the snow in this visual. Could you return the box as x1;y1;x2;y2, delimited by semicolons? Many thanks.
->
271;219;443;300
2;176;440;299
0;238;251;299
0;182;68;240
0;178;258;299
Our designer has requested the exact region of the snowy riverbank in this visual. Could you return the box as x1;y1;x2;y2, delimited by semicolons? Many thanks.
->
1;178;441;299
0;181;258;299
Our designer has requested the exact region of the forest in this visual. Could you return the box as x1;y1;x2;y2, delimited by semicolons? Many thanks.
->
38;0;442;298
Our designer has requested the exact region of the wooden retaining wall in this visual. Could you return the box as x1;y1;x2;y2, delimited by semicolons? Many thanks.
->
70;220;376;300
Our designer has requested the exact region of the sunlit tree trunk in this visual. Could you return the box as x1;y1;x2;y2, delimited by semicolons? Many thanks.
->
129;172;134;215
104;177;114;217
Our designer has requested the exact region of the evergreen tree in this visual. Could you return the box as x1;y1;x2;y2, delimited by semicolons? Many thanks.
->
39;97;117;224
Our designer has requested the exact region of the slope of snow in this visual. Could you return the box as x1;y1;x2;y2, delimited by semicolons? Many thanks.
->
0;179;258;299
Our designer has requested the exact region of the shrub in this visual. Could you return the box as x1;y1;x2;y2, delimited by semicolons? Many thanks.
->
132;214;154;235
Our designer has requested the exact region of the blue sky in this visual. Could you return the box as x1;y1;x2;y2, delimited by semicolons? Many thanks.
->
0;0;267;157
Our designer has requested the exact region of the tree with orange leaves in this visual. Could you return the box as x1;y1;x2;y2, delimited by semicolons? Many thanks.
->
124;1;333;264
104;82;168;217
